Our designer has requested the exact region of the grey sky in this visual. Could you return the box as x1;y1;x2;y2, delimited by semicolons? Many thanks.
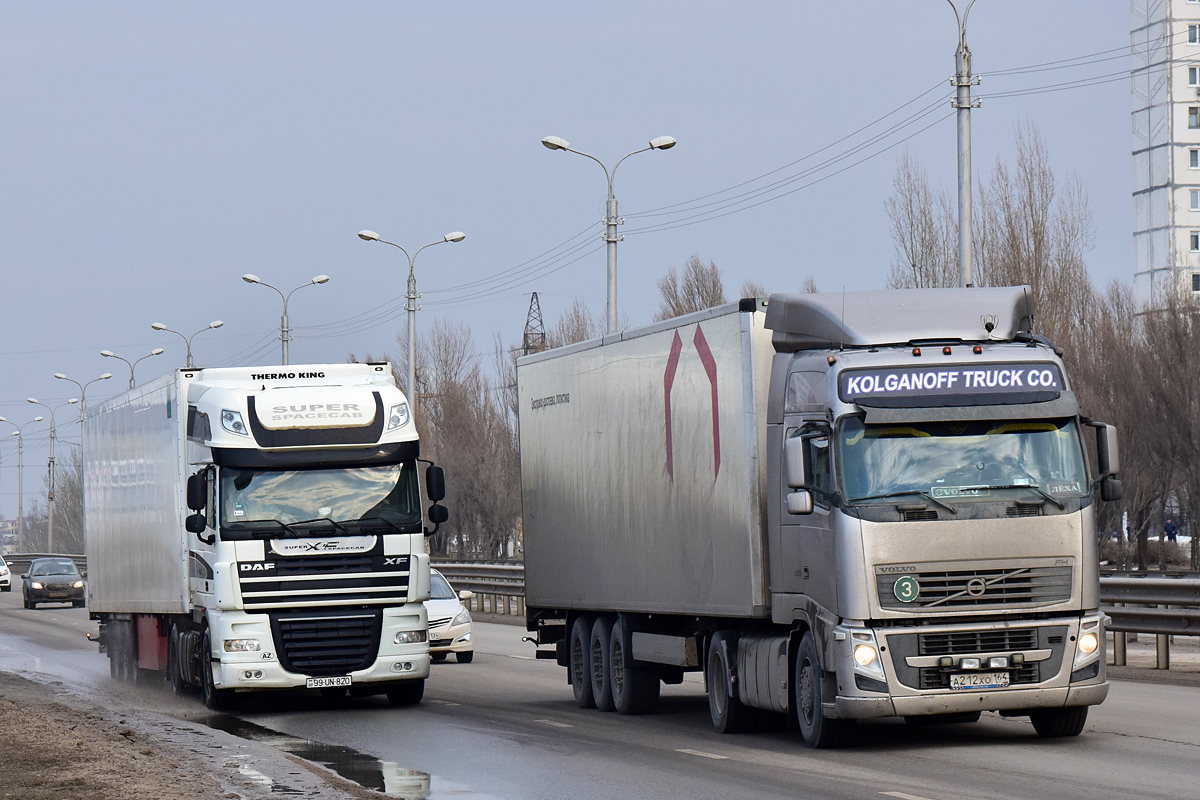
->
0;1;1129;517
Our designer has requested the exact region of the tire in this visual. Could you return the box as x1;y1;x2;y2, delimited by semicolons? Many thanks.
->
794;631;853;748
386;679;425;707
455;650;474;664
168;627;187;696
904;711;981;726
568;615;596;709
200;629;237;711
1030;706;1088;738
609;617;659;715
72;600;85;608
707;631;756;733
431;652;448;662
22;596;30;609
320;687;348;699
589;616;616;712
28;600;37;610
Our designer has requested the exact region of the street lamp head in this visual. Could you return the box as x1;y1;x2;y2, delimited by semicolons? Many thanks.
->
68;398;79;405
209;320;224;329
242;274;261;285
311;275;330;285
151;322;168;331
9;430;16;437
150;348;165;356
100;373;112;380
34;416;43;423
357;230;380;242
54;373;67;380
649;136;677;150
100;350;115;358
541;136;570;151
444;231;466;243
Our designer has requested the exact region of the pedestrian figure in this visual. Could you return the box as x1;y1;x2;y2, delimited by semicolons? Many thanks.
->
1164;518;1179;543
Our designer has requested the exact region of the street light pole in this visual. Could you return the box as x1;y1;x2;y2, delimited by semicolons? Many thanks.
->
357;230;466;404
150;321;224;369
54;372;113;417
241;275;329;365
0;416;42;552
100;348;165;389
26;399;77;554
541;135;677;334
948;0;979;288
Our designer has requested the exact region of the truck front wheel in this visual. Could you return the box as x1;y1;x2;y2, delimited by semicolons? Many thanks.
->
1029;706;1088;738
568;616;596;708
200;630;238;711
794;632;853;748
386;679;425;707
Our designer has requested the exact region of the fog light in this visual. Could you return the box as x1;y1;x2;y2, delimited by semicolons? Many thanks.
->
394;630;427;645
988;656;1009;669
959;657;981;670
391;661;416;673
939;657;954;669
1078;632;1098;655
224;638;261;652
243;671;253;679
853;644;878;667
1011;653;1025;665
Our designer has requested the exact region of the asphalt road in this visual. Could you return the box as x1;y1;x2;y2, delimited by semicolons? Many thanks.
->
1;588;1198;800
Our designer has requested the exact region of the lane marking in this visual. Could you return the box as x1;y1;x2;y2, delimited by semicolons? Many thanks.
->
535;719;574;728
880;792;938;800
429;699;461;706
507;654;535;660
676;748;729;760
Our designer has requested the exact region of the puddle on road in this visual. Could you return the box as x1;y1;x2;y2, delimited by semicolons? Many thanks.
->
202;714;479;799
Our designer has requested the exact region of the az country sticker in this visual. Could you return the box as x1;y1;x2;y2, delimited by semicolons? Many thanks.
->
893;575;921;603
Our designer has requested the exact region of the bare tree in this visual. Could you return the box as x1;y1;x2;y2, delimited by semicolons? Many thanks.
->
654;255;727;321
884;151;958;289
741;279;769;299
801;276;819;294
547;298;601;348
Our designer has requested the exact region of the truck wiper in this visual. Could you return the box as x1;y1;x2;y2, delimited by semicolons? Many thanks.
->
986;484;1066;510
291;517;352;536
849;490;958;514
353;516;406;534
237;520;301;539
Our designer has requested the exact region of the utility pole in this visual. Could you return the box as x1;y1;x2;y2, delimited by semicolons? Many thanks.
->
948;0;980;288
522;292;547;356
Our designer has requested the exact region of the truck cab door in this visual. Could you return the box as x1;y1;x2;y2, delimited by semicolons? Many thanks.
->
777;421;837;605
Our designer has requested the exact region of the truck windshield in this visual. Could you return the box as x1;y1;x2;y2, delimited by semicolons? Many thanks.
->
838;417;1088;506
219;462;421;534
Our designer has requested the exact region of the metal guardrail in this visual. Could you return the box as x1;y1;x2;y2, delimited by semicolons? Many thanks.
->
1;553;87;578
432;562;525;616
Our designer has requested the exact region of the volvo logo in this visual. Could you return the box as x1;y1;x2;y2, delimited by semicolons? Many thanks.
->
966;577;988;597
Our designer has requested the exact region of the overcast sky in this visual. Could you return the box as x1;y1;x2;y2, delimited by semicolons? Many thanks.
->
0;1;1130;520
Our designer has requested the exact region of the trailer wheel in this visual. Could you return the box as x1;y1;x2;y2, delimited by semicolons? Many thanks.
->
707;631;755;733
794;631;853;748
589;615;616;712
609;617;659;715
1029;706;1088;738
568;615;596;708
386;679;425;707
200;629;238;711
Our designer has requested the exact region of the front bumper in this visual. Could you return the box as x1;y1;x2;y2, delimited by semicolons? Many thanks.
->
830;613;1108;719
26;584;84;603
429;622;472;654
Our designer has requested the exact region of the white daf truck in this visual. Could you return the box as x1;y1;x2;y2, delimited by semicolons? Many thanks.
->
84;362;446;709
518;288;1120;747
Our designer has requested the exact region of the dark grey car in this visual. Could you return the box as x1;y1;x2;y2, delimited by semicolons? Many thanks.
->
22;558;85;609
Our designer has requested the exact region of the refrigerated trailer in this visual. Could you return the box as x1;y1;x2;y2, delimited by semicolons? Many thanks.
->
519;288;1121;747
84;362;447;709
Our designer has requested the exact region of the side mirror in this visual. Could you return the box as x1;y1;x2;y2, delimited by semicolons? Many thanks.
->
784;436;808;489
185;513;207;534
20;574;27;580
459;590;475;601
786;490;814;515
428;505;449;525
425;465;446;503
1095;423;1119;478
186;472;208;511
1100;477;1124;503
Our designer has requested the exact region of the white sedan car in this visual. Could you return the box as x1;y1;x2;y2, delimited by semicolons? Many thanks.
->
0;556;10;591
426;569;474;663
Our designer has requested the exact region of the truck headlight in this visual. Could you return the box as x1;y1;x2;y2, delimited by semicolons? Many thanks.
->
387;402;410;431
223;638;261;652
221;409;250;436
853;644;878;667
1078;632;1098;655
452;607;472;627
394;630;427;644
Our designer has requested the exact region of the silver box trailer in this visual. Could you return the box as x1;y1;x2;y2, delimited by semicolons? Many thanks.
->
520;290;1120;746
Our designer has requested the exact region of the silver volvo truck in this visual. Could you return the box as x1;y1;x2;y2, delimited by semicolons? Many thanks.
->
518;287;1120;747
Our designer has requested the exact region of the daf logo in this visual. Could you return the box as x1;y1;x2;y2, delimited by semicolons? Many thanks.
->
239;563;276;572
966;577;988;597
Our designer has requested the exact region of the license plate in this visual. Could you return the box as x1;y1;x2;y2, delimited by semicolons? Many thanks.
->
306;675;351;689
950;671;1010;690
429;633;442;642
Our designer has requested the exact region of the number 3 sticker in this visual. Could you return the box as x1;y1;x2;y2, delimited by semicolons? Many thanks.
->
894;576;920;603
